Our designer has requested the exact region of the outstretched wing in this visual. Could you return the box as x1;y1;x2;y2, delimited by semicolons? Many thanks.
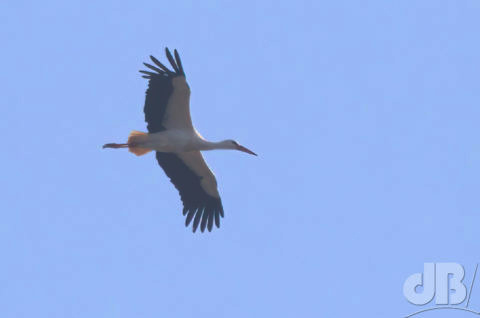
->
140;48;193;133
141;49;224;232
156;151;224;233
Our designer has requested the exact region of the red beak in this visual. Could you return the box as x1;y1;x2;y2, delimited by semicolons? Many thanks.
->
237;145;257;156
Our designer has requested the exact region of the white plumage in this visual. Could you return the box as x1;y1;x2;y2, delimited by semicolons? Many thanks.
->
103;48;256;232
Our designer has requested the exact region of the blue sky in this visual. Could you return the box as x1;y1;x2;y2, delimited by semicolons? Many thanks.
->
1;1;480;317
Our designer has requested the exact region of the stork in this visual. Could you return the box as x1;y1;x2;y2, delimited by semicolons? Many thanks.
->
103;48;256;233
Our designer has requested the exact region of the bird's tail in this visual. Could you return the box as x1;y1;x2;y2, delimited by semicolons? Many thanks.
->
127;130;152;156
102;131;152;156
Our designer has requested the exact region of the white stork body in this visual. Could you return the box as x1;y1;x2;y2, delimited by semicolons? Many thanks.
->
103;48;256;233
138;130;243;153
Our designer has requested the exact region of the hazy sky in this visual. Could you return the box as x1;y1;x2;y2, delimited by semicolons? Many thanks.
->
2;1;480;317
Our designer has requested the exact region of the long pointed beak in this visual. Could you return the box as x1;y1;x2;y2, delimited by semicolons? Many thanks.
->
237;145;257;156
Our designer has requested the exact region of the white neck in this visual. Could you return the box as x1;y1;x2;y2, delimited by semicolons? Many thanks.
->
198;140;235;151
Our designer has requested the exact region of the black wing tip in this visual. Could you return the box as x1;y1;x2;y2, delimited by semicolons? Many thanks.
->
184;205;223;233
165;47;180;74
164;47;173;58
173;49;185;76
148;55;174;75
143;62;165;74
145;49;185;76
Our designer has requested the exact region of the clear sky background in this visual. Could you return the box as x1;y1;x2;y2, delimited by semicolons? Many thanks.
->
1;1;479;317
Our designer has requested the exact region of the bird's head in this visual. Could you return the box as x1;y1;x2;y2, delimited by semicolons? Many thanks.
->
222;139;257;156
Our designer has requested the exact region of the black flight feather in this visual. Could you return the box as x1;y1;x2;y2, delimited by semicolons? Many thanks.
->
165;48;180;73
174;49;185;75
150;55;173;74
143;62;164;74
139;70;156;76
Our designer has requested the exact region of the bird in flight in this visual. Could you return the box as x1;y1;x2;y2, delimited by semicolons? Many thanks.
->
103;48;257;233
